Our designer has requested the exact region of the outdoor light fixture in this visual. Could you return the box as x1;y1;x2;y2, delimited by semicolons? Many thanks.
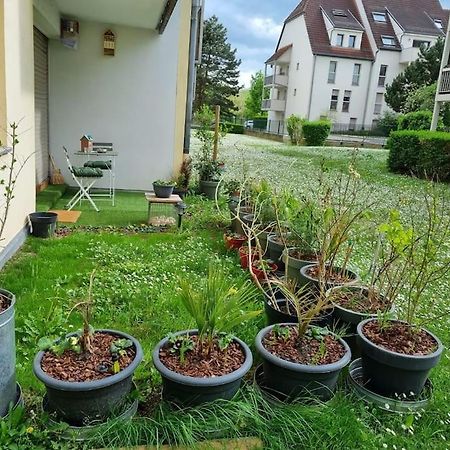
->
103;30;116;56
61;19;79;49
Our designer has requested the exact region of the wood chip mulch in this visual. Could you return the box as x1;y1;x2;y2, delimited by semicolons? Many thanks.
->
333;290;389;314
362;321;438;356
41;332;135;382
288;249;317;262
263;327;346;365
0;293;11;314
307;266;354;284
159;335;245;378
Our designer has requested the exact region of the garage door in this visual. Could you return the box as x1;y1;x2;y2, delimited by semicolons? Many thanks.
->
34;27;49;187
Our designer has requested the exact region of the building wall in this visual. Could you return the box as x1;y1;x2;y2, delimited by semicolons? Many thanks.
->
49;1;186;191
0;0;36;250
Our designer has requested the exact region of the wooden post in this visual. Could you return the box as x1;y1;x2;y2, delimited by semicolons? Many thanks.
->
213;105;221;161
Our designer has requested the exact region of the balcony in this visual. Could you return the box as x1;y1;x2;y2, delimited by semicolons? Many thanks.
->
439;68;450;94
264;74;289;88
261;99;286;112
399;47;421;65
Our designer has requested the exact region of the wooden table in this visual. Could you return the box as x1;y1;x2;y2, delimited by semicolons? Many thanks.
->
145;193;183;227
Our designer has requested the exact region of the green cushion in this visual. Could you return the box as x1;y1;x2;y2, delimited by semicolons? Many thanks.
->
72;166;103;178
84;160;112;170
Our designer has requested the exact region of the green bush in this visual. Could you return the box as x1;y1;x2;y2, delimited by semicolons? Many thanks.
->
286;115;304;145
302;121;331;146
377;111;399;136
398;111;432;131
387;130;450;180
224;122;244;134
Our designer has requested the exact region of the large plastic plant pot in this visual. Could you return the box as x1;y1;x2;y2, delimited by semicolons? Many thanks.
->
267;234;289;267
299;263;359;290
255;324;351;401
357;319;443;397
200;180;219;200
33;329;143;426
0;290;16;418
153;184;175;199
282;249;316;285
29;212;58;238
152;330;253;406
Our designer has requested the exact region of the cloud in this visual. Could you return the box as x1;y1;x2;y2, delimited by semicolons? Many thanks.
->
246;17;283;40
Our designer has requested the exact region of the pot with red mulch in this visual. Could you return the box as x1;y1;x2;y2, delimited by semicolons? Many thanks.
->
0;289;17;418
152;330;253;406
224;232;246;250
357;319;443;397
251;260;278;282
299;263;359;290
255;324;351;401
33;329;143;425
239;246;260;269
282;248;318;285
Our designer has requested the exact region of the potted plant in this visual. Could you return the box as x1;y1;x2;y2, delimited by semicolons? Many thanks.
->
357;194;449;397
33;271;143;425
153;179;176;198
224;231;246;250
255;283;351;401
152;264;260;406
174;157;192;198
251;259;278;282
239;245;260;269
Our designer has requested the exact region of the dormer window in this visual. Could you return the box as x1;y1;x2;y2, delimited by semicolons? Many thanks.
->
349;35;356;48
434;19;443;30
381;36;396;47
332;9;348;17
336;34;344;47
373;12;387;23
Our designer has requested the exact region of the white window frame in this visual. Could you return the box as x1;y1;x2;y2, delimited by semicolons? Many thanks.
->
381;35;396;47
328;61;337;84
349;118;357;131
372;12;387;22
434;19;443;30
349;35;357;48
336;34;344;47
330;89;339;111
374;93;383;115
342;90;351;113
378;65;388;87
352;64;361;86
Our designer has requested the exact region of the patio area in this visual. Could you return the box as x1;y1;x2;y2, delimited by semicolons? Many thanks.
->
1;134;449;449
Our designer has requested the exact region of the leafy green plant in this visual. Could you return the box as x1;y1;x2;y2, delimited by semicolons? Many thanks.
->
168;333;195;365
178;263;261;355
302;120;331;146
286;114;304;145
176;157;193;190
153;179;176;187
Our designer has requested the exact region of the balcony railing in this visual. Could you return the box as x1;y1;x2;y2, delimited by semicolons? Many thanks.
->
439;68;450;94
264;74;289;87
261;99;286;112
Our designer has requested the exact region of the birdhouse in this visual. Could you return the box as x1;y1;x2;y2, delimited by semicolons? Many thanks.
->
103;30;116;56
80;135;93;153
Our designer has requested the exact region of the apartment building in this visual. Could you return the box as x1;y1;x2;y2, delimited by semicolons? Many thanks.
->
263;0;448;133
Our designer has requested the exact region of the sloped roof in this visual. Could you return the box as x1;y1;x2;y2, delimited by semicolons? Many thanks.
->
364;6;402;51
265;44;293;63
321;6;364;31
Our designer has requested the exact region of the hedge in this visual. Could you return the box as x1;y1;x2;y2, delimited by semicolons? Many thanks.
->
397;111;433;131
223;122;244;134
302;120;331;146
387;130;450;181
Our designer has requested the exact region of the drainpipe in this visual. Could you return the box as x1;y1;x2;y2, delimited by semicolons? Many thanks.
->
183;0;204;155
307;55;317;120
362;50;379;128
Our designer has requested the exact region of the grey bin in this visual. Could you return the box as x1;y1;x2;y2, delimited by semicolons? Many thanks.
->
0;290;16;418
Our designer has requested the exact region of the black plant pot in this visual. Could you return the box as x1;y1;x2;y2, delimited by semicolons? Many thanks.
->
173;187;188;199
256;324;351;401
282;249;316;285
200;180;220;200
299;264;359;291
267;234;291;269
29;212;58;238
152;330;253;406
153;184;175;199
357;319;443;397
33;329;143;426
264;298;332;328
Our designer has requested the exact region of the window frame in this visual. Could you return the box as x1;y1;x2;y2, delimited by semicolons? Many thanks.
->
330;89;339;111
434;19;443;30
381;35;396;47
378;64;388;87
342;90;352;113
412;40;431;48
349;35;357;48
374;92;384;115
372;12;387;23
336;33;344;47
352;63;361;86
328;61;337;84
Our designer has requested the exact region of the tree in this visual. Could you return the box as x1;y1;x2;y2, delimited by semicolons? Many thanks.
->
385;39;444;113
195;16;241;116
244;71;266;117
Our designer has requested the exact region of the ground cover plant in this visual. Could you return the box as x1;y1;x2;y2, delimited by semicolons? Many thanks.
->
0;134;449;449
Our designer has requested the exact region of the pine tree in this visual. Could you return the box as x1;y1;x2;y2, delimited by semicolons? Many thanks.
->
244;71;267;118
195;16;241;116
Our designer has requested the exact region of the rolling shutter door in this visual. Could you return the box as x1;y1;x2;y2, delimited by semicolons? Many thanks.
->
34;27;49;186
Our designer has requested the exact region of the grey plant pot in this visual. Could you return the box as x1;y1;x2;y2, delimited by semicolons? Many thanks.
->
267;233;291;268
153;184;175;199
282;248;317;285
299;263;359;291
0;290;16;418
256;324;351;401
200;180;220;200
33;329;143;426
357;319;443;397
153;329;253;406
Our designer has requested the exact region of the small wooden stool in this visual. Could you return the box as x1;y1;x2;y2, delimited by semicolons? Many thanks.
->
145;193;183;227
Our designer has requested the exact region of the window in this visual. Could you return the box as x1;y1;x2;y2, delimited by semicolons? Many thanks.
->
378;65;388;87
296;62;300;70
328;61;337;83
293;88;297;96
349;35;356;48
330;89;339;111
342;90;351;112
413;40;431;48
372;119;379;129
434;19;443;30
381;36;396;47
349;118;357;131
352;64;361;86
332;9;348;17
372;12;387;22
336;34;344;47
374;93;383;115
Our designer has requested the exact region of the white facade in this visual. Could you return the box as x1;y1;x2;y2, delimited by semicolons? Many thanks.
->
264;1;445;133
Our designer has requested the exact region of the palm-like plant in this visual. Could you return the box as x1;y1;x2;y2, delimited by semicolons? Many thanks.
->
178;263;261;355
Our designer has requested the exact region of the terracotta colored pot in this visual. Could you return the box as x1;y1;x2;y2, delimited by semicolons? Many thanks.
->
251;262;278;281
224;234;246;250
239;246;260;269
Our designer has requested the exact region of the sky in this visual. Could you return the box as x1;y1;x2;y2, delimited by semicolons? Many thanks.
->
204;0;450;88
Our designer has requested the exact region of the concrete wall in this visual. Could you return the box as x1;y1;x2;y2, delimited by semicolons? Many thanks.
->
49;1;186;191
0;0;36;250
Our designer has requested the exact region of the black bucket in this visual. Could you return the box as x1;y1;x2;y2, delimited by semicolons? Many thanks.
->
29;212;58;238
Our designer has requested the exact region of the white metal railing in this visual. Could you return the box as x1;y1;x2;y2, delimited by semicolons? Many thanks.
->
439;68;450;94
264;74;289;87
261;99;286;111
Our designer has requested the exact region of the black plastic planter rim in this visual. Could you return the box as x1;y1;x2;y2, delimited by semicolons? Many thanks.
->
33;329;143;391
327;285;381;319
152;329;253;387
356;318;444;362
256;323;351;373
0;288;15;318
300;263;358;283
29;212;58;222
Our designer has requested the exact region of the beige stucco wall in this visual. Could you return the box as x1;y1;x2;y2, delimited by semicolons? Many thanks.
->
0;0;36;248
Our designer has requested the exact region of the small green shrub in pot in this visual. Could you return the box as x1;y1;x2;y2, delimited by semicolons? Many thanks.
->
152;263;261;406
302;120;331;146
153;179;176;198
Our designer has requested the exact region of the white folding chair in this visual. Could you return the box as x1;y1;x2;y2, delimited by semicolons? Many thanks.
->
63;146;103;212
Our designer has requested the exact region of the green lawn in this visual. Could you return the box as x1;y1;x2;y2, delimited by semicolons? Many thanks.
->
1;135;449;449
